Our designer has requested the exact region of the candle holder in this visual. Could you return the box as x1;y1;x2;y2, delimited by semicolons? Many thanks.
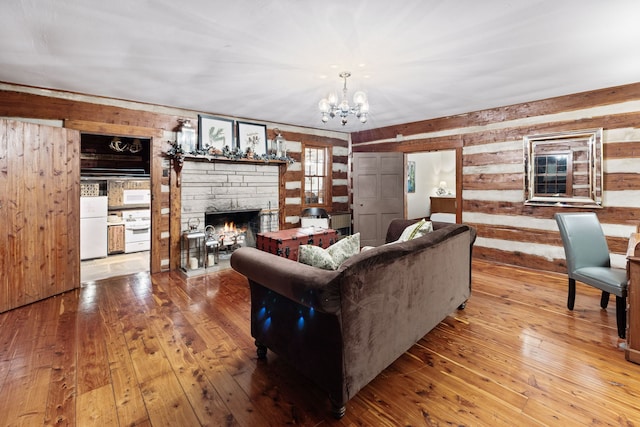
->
181;226;205;272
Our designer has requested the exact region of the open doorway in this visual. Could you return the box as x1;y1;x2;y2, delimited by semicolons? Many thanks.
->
80;133;152;282
406;150;456;221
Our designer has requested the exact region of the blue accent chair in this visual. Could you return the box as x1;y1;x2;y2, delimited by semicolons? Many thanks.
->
555;212;628;338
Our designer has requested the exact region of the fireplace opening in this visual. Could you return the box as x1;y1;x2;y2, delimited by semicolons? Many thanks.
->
205;209;261;256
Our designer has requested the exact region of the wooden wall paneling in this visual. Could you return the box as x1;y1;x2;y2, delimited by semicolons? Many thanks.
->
278;163;287;229
350;82;640;145
473;245;563;273
0;91;183;133
150;136;165;274
456;147;463;223
40;125;55;294
66;129;80;292
605;173;640;190
25;121;41;303
463;173;523;190
169;160;181;271
64;120;163;139
7;120;26;309
604;140;640;158
0;120;8;312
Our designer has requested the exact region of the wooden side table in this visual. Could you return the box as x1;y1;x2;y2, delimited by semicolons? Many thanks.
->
626;233;640;364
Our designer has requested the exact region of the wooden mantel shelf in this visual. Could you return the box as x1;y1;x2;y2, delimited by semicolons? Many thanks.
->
179;153;289;166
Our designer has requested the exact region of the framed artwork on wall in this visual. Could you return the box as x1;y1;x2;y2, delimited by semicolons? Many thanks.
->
407;161;416;193
198;114;234;153
237;121;267;156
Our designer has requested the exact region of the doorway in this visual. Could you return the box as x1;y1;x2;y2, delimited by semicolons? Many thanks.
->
80;133;152;282
406;150;456;219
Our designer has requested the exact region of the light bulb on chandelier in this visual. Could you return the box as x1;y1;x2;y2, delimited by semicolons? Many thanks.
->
318;71;369;125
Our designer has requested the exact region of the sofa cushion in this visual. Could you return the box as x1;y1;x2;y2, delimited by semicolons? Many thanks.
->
299;233;360;270
397;219;433;242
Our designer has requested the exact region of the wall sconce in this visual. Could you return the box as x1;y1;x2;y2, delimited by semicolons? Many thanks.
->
271;128;287;157
176;119;196;153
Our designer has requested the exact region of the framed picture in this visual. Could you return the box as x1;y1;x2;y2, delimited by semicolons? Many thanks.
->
236;121;267;156
198;114;234;152
407;161;416;193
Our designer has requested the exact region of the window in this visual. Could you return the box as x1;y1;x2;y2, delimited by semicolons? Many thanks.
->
534;153;572;196
303;145;330;206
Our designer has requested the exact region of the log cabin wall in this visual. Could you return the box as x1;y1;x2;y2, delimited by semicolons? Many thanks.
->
351;82;640;273
276;130;349;228
0;83;347;299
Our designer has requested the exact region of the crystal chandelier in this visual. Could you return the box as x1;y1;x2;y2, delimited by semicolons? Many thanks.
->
318;71;369;125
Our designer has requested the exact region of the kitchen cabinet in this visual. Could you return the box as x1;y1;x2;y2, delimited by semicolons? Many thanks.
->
108;179;150;208
108;224;126;254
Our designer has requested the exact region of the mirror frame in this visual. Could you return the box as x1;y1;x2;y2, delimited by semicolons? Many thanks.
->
524;128;603;208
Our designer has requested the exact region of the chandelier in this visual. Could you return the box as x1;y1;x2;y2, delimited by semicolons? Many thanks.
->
318;71;369;125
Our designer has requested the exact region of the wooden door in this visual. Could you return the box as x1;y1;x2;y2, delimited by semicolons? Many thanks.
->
352;152;404;247
0;119;80;312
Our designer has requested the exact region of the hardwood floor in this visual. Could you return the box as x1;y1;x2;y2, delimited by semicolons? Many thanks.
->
1;260;640;426
81;251;150;283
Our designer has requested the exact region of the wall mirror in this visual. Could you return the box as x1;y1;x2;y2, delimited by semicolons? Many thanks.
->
524;128;603;208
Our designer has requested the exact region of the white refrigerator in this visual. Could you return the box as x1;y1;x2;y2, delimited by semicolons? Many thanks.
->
80;196;108;260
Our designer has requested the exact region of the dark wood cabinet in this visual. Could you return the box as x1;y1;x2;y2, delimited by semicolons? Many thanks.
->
626;233;640;364
430;196;456;214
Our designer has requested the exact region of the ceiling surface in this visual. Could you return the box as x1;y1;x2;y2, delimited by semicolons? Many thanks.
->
2;0;640;133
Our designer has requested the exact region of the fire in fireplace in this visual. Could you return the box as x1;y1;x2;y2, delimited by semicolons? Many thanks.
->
205;209;261;255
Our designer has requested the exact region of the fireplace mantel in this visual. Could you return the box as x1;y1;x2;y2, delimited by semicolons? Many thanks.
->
178;153;290;166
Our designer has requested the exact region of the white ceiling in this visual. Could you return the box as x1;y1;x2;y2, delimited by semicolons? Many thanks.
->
2;0;640;133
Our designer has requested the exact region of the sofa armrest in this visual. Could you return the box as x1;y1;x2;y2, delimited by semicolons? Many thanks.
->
230;247;341;313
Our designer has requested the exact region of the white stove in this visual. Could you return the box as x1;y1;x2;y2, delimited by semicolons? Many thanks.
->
124;209;151;253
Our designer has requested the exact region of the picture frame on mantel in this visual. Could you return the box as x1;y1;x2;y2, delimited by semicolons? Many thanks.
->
236;121;267;156
198;114;234;153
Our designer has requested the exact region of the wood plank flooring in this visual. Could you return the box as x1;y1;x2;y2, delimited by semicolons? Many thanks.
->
80;251;150;283
1;260;640;426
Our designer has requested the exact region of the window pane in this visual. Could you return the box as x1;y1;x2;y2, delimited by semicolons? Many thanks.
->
533;154;570;196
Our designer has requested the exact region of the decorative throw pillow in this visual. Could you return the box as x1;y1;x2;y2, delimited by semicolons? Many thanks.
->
327;232;360;266
298;245;338;270
397;219;433;242
298;233;361;270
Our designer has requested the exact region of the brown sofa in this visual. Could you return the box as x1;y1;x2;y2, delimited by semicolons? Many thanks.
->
230;219;476;418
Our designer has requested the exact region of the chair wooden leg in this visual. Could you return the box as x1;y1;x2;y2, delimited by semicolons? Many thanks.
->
616;296;626;339
600;291;610;309
567;278;576;310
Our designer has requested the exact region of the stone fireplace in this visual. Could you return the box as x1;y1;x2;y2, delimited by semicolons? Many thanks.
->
180;160;280;267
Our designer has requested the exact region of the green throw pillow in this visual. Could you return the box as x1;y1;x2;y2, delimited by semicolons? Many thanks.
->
298;233;361;270
397;219;433;242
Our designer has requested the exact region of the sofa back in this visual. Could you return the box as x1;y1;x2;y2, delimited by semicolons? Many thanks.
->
332;220;476;404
